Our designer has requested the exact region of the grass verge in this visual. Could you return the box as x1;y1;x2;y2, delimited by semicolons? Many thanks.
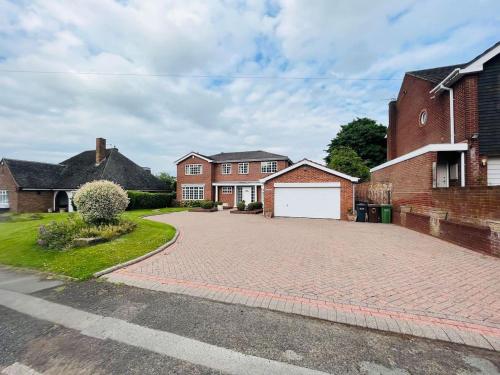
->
0;207;186;280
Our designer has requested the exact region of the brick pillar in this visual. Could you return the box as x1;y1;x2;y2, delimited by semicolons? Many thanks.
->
429;209;447;237
488;220;500;257
400;205;412;227
96;138;106;164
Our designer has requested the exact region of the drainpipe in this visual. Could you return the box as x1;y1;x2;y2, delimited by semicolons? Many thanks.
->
440;86;455;144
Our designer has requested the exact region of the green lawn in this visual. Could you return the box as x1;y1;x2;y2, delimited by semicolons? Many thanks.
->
0;208;186;280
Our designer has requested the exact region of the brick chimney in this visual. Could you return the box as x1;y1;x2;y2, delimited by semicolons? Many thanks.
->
96;138;106;164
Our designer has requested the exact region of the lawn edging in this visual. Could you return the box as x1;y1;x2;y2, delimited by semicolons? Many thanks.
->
93;227;179;278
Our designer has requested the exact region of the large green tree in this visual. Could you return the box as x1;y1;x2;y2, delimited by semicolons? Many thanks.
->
325;118;387;168
156;172;176;192
327;146;370;181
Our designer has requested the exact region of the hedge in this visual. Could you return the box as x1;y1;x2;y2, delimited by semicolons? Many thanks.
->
127;191;176;209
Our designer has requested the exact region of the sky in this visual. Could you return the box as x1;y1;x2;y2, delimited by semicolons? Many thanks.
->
0;0;499;175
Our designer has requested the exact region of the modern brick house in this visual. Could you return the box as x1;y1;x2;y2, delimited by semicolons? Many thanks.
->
176;151;292;206
0;138;166;213
364;42;500;255
176;152;358;219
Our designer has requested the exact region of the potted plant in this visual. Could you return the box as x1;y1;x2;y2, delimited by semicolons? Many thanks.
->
216;201;224;211
347;208;356;221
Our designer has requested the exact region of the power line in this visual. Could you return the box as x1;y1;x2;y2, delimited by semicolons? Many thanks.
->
0;69;402;81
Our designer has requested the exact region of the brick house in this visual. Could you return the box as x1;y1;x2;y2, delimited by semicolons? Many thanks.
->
0;138;166;213
365;42;500;255
176;151;292;206
176;152;358;219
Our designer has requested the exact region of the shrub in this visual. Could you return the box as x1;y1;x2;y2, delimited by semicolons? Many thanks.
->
77;220;137;241
246;202;263;211
127;191;175;209
215;201;223;206
37;217;137;250
179;200;202;208
200;200;215;209
73;180;129;225
237;200;246;211
37;216;85;250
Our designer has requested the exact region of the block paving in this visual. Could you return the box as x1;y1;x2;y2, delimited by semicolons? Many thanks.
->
106;211;500;351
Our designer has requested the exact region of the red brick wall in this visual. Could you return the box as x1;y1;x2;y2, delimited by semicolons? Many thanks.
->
176;156;214;201
216;186;235;206
431;186;500;225
388;75;451;159
213;160;289;182
0;162;19;211
370;152;436;210
263;166;354;220
16;191;54;213
438;219;492;254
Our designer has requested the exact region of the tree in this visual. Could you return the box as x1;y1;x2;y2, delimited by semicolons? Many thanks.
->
325;117;387;168
327;146;370;181
157;172;176;192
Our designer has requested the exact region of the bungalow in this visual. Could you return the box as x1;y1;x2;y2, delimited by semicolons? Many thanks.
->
0;138;166;213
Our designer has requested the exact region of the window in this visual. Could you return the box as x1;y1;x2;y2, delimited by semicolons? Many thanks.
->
419;109;428;126
261;161;277;173
222;163;232;175
182;185;204;200
222;186;233;194
238;162;249;174
0;190;8;208
185;164;202;175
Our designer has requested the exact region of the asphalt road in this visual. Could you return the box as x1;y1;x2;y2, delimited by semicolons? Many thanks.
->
0;276;499;374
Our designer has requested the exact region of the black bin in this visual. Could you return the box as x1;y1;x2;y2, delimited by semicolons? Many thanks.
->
368;204;381;223
355;202;368;222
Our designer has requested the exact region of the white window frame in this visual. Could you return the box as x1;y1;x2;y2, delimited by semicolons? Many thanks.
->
238;162;249;174
221;163;232;175
0;190;8;208
185;164;202;175
222;186;233;194
261;161;277;174
182;185;204;200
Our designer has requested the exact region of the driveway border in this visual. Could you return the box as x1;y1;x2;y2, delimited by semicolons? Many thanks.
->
93;229;179;278
106;269;500;352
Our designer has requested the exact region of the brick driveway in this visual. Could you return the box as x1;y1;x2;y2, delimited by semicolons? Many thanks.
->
107;211;500;350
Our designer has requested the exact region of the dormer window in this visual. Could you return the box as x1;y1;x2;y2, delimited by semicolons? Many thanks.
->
261;161;277;173
419;109;428;126
185;164;202;175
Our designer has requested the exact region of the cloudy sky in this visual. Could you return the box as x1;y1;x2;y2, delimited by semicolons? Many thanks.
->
1;0;499;174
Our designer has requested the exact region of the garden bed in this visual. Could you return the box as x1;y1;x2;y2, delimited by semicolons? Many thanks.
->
189;207;218;212
230;209;263;215
0;208;184;280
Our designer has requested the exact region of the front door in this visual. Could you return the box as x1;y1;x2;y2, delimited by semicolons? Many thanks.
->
436;163;449;188
241;187;252;203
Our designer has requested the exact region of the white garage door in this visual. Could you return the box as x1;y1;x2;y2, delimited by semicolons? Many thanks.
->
274;182;341;219
488;157;500;186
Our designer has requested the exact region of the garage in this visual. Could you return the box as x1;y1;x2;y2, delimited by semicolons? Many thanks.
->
260;159;359;220
274;183;341;219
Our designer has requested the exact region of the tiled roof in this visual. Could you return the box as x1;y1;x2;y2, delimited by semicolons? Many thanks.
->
406;41;500;84
3;149;166;191
407;64;464;84
208;151;289;162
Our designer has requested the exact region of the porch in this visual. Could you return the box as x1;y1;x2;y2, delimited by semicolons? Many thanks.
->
213;182;263;207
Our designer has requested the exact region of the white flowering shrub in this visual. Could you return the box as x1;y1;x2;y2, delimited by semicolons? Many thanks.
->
73;180;129;225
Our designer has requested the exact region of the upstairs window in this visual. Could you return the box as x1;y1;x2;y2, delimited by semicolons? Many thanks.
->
185;164;202;175
261;161;277;173
222;163;232;174
0;190;8;208
238;162;249;174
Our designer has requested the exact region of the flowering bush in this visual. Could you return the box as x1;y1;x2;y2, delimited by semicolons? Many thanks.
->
73;180;129;225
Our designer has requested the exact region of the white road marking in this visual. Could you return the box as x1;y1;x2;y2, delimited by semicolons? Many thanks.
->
1;362;42;375
0;289;331;375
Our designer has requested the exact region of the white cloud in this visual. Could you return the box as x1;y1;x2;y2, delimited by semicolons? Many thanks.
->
0;0;498;174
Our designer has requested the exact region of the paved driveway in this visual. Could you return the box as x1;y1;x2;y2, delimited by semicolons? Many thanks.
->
107;211;500;350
